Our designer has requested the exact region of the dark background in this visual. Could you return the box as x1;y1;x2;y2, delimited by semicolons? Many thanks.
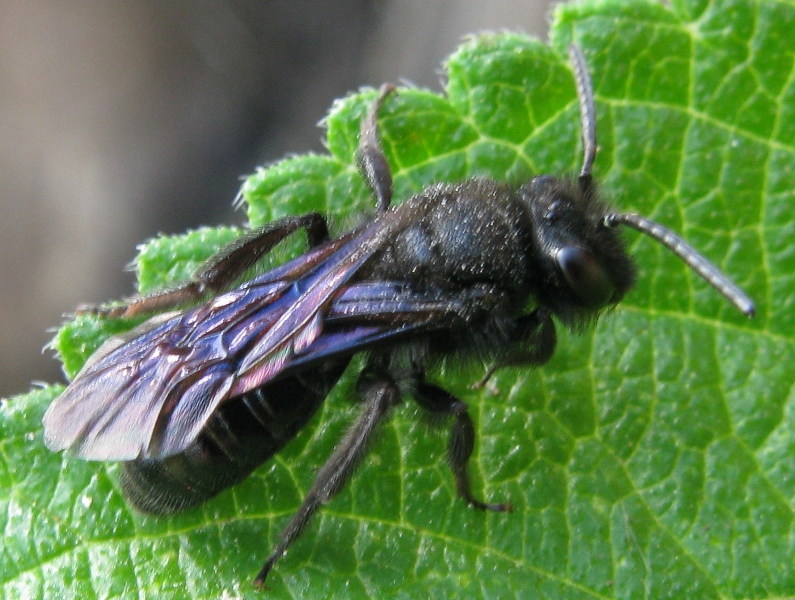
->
0;0;552;398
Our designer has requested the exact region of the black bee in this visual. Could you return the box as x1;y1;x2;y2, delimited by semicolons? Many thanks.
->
42;46;754;587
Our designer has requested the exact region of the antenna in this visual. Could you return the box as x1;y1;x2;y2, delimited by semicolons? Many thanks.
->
604;212;756;317
567;44;755;317
568;45;597;191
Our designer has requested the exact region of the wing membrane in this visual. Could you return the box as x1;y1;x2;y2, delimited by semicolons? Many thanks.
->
43;198;463;461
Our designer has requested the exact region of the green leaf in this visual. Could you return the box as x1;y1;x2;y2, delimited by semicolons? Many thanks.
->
3;0;793;597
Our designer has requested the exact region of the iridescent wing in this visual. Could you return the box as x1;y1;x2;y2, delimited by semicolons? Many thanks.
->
43;199;462;462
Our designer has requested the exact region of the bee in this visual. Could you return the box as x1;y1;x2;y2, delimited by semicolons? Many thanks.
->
42;46;754;587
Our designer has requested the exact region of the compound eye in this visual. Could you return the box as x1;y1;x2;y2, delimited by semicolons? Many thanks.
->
556;246;615;308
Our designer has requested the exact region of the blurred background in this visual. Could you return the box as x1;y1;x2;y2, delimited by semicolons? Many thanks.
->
0;0;553;398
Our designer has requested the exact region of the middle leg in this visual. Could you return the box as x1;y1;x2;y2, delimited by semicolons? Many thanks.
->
357;83;396;213
412;379;511;512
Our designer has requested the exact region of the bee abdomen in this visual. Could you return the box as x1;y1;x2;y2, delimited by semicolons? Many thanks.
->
120;361;350;514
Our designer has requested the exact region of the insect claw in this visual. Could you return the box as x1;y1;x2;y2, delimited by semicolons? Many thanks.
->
74;302;125;319
469;365;500;393
492;501;513;513
466;495;512;513
253;555;278;589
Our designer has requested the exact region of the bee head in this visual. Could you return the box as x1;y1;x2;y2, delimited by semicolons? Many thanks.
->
517;46;754;326
519;174;636;328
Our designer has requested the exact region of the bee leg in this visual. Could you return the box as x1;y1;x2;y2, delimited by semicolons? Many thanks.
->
85;212;330;318
357;83;396;213
471;308;557;389
254;368;401;587
413;381;512;512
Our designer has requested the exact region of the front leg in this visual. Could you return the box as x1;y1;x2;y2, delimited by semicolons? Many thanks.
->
472;308;557;389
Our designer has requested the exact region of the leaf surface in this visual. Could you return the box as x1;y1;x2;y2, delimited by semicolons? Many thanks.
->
3;1;792;598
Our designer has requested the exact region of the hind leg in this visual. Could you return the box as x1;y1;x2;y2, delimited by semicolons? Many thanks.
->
84;212;330;318
254;367;402;587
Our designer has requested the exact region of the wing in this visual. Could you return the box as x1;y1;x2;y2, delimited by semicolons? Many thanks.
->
230;279;487;394
43;199;449;462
